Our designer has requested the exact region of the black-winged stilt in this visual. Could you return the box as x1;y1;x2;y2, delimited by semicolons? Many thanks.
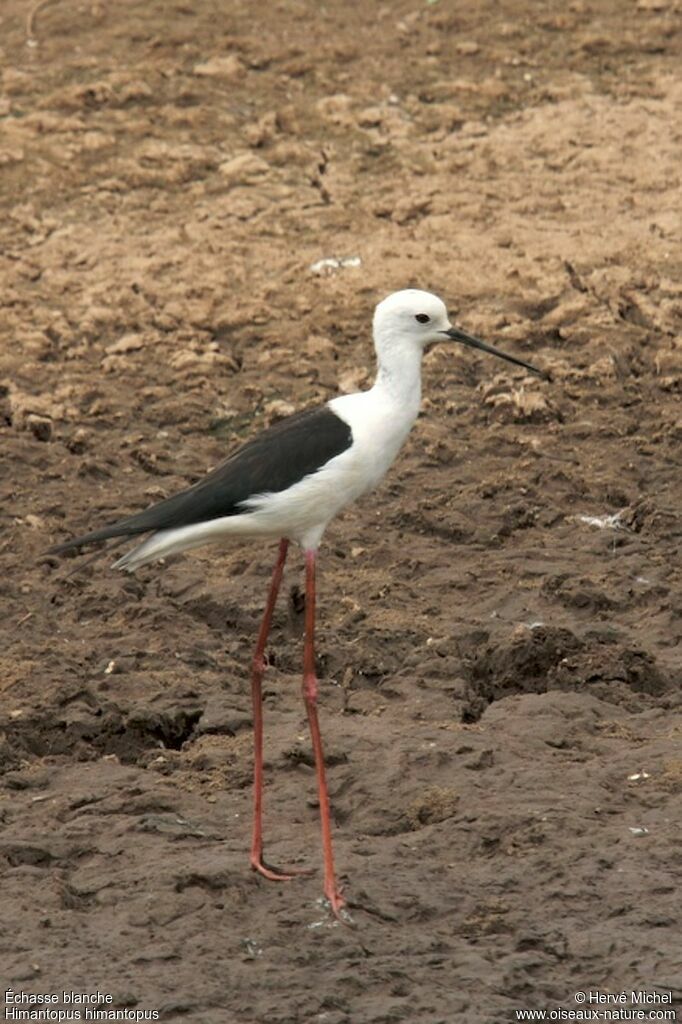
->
49;289;544;918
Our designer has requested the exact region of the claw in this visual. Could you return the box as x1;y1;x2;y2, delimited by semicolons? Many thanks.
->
325;883;347;921
251;855;313;882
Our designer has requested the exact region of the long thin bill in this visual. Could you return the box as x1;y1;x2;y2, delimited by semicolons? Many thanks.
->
444;326;546;378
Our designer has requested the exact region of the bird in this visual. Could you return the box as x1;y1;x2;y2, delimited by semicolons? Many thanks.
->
49;288;544;919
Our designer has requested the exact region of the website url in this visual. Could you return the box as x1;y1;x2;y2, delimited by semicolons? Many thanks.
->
515;1011;676;1022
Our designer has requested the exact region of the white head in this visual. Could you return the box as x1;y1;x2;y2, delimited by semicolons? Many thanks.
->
373;288;543;377
373;289;452;353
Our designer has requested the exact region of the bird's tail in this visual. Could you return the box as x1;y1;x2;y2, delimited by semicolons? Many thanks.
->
112;531;173;572
111;521;225;572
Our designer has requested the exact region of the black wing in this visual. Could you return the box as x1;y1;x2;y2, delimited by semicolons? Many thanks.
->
49;405;352;553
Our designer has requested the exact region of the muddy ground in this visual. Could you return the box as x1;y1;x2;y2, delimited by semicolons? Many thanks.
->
1;0;681;1021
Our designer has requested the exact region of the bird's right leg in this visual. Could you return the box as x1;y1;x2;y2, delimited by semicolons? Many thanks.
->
249;538;309;881
302;548;345;917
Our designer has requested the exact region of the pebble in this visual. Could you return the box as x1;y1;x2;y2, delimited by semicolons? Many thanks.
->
193;55;245;80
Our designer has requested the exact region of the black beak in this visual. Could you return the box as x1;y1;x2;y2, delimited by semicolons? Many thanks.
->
443;326;547;379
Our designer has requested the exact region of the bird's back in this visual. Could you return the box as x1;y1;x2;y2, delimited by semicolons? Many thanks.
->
50;405;353;553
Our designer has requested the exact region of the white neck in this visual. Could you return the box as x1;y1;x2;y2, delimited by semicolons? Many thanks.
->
371;332;423;420
326;327;425;504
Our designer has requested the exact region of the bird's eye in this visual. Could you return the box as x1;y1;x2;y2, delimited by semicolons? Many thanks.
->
415;313;430;324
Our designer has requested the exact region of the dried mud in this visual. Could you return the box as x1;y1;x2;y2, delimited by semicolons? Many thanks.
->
1;1;681;1022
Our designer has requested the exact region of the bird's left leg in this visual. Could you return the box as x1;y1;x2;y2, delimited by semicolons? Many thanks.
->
250;538;310;882
302;548;345;917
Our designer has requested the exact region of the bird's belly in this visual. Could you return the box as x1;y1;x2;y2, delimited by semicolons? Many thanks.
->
239;439;391;543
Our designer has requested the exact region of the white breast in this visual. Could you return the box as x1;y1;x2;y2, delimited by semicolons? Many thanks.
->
237;388;420;550
328;388;419;496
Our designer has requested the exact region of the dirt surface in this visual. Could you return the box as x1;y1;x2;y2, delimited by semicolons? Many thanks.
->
1;0;681;1021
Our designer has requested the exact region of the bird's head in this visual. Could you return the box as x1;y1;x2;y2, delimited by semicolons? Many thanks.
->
373;289;545;377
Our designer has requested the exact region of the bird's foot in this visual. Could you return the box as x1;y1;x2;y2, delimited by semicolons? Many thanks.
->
324;883;347;922
250;854;313;882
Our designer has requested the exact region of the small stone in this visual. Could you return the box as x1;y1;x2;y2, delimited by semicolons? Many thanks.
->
464;748;495;771
264;399;296;420
356;106;384;128
218;153;269;185
392;196;432;225
119;80;153;102
243;111;278;148
106;333;144;355
316;94;353;126
26;415;52;442
0;146;24;165
4;768;49;790
193;55;245;80
346;691;385;716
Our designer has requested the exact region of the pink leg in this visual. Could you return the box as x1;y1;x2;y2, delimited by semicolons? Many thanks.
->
303;549;345;917
249;538;309;881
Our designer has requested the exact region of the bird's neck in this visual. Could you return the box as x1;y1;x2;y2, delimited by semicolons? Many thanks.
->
372;338;423;418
